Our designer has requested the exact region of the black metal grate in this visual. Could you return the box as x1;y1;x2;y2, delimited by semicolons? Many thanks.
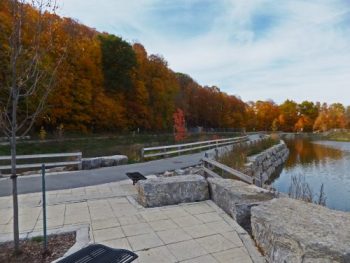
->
126;172;147;185
58;244;138;263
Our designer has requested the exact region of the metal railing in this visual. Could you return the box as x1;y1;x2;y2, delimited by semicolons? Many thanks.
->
201;157;253;184
141;136;248;159
0;152;82;172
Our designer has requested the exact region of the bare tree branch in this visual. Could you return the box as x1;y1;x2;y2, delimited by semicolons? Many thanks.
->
3;0;64;252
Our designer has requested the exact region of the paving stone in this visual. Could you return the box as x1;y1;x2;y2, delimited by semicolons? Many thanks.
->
19;207;41;216
128;232;164;251
140;210;168;222
111;203;138;216
35;217;64;230
108;197;130;205
196;234;235;253
122;222;153;237
220;231;244;247
167;240;207;261
194;212;222;223
91;217;120;230
39;204;65;219
0;223;13;234
183;203;215;215
172;215;199;228
118;215;146;226
0;212;12;225
183;224;218;238
157;228;192;244
136;246;177;263
89;207;114;220
93;227;125;242
212;247;253;263
205;220;233;233
181;254;218;263
87;199;110;208
148;219;178;232
65;202;87;213
100;237;131;250
64;213;90;225
162;207;190;218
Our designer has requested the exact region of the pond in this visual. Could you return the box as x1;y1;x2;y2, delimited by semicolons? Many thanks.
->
271;138;350;212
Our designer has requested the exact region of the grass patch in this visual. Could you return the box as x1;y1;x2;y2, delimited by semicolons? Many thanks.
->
325;131;350;142
0;132;242;162
218;136;280;171
31;236;44;243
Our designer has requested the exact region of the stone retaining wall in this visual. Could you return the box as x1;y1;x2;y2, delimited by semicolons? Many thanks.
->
82;155;128;170
202;137;289;187
244;141;289;186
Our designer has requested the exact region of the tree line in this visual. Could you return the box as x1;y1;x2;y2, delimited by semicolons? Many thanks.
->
1;0;349;135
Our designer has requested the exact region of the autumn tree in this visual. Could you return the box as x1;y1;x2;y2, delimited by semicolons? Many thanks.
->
328;103;346;129
127;43;151;130
254;100;280;131
314;103;346;131
296;101;319;132
245;102;257;131
99;34;136;93
278;100;299;131
346;106;350;128
0;0;65;252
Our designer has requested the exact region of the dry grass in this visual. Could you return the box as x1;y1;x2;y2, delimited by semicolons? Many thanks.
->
218;136;280;171
288;173;327;206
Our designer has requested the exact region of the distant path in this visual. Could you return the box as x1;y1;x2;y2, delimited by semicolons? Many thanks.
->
312;140;350;152
0;152;205;197
0;134;261;197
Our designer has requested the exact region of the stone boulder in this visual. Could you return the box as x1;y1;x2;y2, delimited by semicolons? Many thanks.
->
82;155;128;170
137;175;209;207
251;198;350;263
207;178;275;231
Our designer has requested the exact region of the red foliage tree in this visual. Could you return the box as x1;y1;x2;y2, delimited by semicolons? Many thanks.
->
173;108;186;142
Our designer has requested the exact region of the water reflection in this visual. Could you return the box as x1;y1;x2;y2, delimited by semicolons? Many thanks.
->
284;139;343;168
272;138;350;212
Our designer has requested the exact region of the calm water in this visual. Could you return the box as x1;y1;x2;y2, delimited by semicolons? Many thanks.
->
272;138;350;212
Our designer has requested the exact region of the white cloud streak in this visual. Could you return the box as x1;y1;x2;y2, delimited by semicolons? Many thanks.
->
58;0;350;105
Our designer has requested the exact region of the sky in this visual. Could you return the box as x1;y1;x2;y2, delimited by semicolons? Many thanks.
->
58;0;350;105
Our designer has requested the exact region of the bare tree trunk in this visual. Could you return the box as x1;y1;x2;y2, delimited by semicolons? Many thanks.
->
1;0;63;253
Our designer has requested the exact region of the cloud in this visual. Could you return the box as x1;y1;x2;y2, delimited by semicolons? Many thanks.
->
58;0;350;105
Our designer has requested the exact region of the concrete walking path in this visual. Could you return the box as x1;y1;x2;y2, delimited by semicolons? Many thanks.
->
0;134;262;197
0;152;205;197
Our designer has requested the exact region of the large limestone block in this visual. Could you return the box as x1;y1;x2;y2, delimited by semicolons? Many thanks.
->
251;198;350;263
137;175;209;207
207;178;275;230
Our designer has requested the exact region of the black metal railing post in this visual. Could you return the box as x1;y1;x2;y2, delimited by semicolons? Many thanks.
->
42;164;47;252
